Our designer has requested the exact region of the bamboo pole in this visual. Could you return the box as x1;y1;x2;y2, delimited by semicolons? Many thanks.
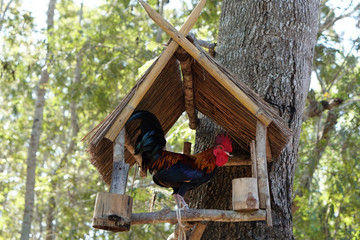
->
130;208;266;225
256;121;272;226
139;0;272;127
104;0;207;141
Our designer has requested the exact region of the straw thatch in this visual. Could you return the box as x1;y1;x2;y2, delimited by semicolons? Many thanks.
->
84;43;292;185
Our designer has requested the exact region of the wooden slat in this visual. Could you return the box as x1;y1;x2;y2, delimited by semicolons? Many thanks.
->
183;142;192;155
250;140;257;178
131;208;266;225
189;222;208;240
104;0;207;141
256;121;272;226
110;129;129;195
139;0;272;127
224;155;251;166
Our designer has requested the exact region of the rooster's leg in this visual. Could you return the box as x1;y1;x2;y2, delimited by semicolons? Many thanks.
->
173;193;189;210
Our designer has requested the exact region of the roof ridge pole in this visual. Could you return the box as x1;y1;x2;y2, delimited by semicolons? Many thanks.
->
104;0;207;141
139;0;273;127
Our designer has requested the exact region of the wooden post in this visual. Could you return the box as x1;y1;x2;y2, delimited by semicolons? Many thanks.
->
250;140;257;178
232;140;259;211
183;142;192;155
189;222;208;240
176;47;198;129
256;121;272;226
232;178;259;211
92;128;133;232
110;128;129;194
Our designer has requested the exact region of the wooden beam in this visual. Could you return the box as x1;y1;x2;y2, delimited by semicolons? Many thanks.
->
183;141;192;155
139;0;272;127
250;140;257;178
104;0;207;141
124;131;147;177
256;121;272;226
266;135;273;162
110;129;129;195
176;47;198;129
224;154;251;166
131;208;266;225
189;222;208;240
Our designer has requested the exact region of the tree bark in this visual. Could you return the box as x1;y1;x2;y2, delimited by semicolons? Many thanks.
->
20;0;56;239
187;0;319;239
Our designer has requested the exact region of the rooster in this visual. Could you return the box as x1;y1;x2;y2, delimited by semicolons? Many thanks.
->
126;110;233;210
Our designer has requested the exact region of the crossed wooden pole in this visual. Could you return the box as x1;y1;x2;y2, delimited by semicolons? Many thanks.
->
105;0;272;142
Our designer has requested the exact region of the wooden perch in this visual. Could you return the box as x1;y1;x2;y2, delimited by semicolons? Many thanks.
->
224;154;251;166
139;0;272;127
131;208;266;225
124;130;147;177
175;47;198;129
104;0;207;141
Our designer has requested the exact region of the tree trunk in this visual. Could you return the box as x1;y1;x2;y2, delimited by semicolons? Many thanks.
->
187;0;319;239
20;0;56;239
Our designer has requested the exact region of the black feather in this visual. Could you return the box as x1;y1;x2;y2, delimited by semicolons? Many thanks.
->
126;110;166;171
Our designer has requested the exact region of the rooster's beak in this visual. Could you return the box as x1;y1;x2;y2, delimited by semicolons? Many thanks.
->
225;151;232;157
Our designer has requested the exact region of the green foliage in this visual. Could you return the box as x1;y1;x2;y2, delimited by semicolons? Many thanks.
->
293;1;360;239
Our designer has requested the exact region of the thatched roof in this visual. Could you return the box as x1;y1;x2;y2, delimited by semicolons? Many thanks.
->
84;43;292;185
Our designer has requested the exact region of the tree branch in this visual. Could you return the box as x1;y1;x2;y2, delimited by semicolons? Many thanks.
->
318;3;360;33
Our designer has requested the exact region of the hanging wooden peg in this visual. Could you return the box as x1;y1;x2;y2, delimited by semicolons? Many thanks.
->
92;128;133;232
232;140;259;211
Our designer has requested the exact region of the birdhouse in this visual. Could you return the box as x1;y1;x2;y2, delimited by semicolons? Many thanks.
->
83;0;292;236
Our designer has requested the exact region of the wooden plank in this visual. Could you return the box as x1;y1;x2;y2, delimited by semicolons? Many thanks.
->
256;121;272;226
224;154;252;166
104;0;207;141
250;140;257;178
110;129;130;195
266;134;273;162
131;208;266;225
139;0;272;127
189;222;208;240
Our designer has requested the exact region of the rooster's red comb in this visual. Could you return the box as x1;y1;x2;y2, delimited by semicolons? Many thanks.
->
215;134;233;152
